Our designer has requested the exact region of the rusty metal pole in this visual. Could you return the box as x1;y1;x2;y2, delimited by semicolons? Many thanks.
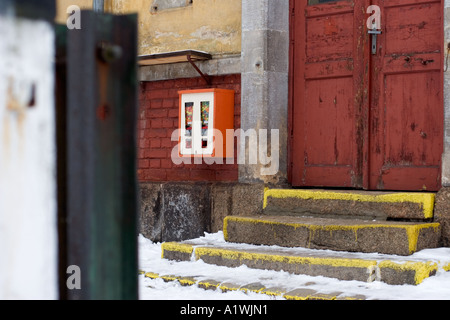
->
62;10;139;300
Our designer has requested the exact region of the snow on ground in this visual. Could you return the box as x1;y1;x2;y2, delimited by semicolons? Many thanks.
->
138;232;450;300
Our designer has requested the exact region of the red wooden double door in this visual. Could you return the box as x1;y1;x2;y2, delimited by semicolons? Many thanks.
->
290;0;444;191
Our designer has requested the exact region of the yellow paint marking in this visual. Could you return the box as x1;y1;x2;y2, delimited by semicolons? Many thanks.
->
144;272;160;279
195;246;377;269
161;242;194;259
263;189;435;219
378;261;438;285
224;216;440;254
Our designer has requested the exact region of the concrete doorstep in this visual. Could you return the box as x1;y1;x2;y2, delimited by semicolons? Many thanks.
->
224;216;441;256
263;189;436;220
161;241;450;286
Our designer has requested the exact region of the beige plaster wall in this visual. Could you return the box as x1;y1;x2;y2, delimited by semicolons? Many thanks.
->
56;0;242;56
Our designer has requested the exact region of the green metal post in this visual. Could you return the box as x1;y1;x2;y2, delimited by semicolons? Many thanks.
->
63;11;139;300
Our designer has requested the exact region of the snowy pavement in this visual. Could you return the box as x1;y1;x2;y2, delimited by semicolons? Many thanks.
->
138;232;450;300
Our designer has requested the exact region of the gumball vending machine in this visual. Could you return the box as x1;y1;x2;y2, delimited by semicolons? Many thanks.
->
179;89;235;158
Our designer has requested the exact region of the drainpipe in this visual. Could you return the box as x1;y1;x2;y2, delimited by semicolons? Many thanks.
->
93;0;104;13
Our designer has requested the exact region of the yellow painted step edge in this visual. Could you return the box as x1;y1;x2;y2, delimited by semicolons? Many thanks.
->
263;189;435;219
161;242;194;259
195;246;439;285
224;216;440;254
160;242;443;285
195;246;378;269
284;292;337;301
377;261;439;285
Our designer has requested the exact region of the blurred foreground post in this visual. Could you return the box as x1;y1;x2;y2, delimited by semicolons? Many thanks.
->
0;0;58;299
57;11;139;300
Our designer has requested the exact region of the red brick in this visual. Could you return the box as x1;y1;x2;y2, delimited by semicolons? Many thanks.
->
171;161;185;169
139;139;150;149
166;169;190;181
189;169;216;181
168;108;179;118
137;169;145;181
162;99;175;109
151;119;164;128
150;159;160;168
146;149;166;159
137;74;242;183
137;149;146;159
173;78;187;88
160;138;174;149
139;120;148;130
149;99;163;109
147;128;166;138
163;80;176;89
162;118;175;128
139;159;150;169
150;89;170;100
161;159;173;169
150;139;161;148
216;170;238;182
169;88;182;98
147;81;165;90
143;169;167;181
147;109;168;119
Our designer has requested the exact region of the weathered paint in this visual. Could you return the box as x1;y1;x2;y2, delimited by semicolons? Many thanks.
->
369;0;443;191
291;0;368;188
126;0;241;56
263;188;436;218
56;0;242;56
291;0;444;191
0;15;57;299
440;0;450;187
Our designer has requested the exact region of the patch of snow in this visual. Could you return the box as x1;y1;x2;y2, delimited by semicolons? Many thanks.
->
138;233;450;300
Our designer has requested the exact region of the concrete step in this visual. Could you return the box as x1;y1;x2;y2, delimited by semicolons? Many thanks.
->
224;216;441;256
140;270;367;300
161;241;450;286
263;189;436;220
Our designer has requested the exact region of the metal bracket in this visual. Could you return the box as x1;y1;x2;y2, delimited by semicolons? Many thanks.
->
368;29;382;55
187;54;211;85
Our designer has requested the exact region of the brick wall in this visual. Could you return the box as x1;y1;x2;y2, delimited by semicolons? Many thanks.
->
138;74;241;182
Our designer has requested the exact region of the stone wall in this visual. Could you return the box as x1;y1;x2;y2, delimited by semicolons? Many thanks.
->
240;0;290;185
139;182;265;242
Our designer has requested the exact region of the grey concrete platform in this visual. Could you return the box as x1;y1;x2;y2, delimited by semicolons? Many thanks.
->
162;241;446;286
224;215;441;256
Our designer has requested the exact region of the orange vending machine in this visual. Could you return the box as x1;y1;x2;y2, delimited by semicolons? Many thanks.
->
179;89;235;158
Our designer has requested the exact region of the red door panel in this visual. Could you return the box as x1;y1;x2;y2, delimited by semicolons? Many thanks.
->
291;0;369;188
369;0;443;191
290;0;443;191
